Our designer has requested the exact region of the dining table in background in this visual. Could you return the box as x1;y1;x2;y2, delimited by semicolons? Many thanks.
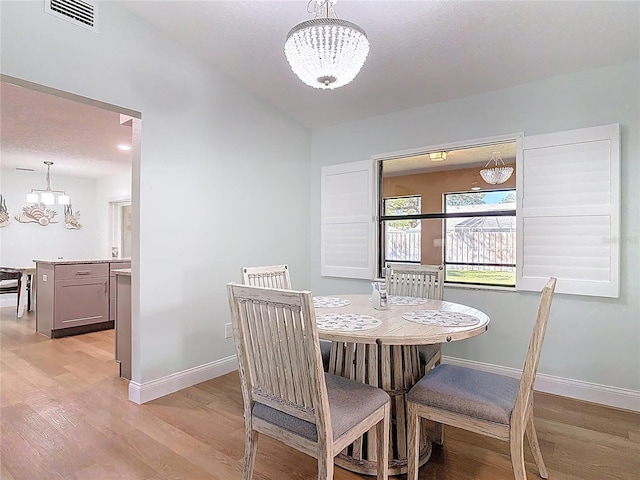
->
313;293;490;476
8;266;36;318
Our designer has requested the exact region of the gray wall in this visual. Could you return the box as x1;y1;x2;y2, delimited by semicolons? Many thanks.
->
1;1;312;383
310;61;640;391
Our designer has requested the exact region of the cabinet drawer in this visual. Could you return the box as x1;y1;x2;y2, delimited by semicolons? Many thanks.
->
55;263;109;280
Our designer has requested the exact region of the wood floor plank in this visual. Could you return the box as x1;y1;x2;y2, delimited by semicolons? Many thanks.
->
1;402;94;478
1;306;639;480
120;404;244;480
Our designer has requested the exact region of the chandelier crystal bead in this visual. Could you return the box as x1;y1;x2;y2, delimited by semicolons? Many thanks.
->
284;9;369;89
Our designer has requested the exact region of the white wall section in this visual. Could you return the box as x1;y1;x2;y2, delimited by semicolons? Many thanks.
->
0;168;100;266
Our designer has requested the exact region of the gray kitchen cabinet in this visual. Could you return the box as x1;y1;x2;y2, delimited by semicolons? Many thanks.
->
110;262;131;321
54;276;109;329
114;269;131;379
35;260;129;338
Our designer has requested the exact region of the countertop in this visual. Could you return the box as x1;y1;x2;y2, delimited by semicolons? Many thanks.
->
112;268;131;276
33;259;131;265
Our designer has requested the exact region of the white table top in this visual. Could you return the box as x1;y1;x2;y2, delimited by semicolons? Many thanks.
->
4;266;35;274
315;294;489;346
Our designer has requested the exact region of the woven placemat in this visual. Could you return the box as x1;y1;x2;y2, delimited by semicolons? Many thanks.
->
402;310;480;327
316;313;381;331
388;295;429;306
313;296;352;308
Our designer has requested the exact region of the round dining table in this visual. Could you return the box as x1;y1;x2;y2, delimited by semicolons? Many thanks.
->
313;294;490;476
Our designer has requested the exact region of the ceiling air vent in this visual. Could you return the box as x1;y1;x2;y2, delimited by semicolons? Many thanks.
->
45;0;99;33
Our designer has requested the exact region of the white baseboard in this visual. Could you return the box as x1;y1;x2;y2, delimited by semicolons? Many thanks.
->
128;355;238;404
442;356;640;412
126;353;639;412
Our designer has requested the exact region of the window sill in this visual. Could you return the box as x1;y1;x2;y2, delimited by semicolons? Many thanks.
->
444;282;516;293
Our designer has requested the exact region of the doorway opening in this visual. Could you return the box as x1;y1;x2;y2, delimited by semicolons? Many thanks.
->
0;74;141;388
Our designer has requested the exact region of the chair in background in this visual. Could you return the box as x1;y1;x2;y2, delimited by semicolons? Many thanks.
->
385;263;444;372
242;264;331;370
227;283;390;480
242;264;291;289
385;263;444;300
406;277;557;480
0;268;22;315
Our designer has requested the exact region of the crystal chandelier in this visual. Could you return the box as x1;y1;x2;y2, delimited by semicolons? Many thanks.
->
284;0;370;90
480;152;514;185
26;161;70;205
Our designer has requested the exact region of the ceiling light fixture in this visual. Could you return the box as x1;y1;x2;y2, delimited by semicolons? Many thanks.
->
26;161;70;206
480;151;514;185
429;151;447;162
284;0;370;89
118;144;132;151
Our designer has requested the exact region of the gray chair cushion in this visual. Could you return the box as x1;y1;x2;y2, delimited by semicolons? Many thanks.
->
407;364;519;425
320;339;331;371
253;373;389;442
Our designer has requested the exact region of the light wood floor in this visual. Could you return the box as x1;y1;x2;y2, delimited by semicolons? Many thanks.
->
1;306;638;480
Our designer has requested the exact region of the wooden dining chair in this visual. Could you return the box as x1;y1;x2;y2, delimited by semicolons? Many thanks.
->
227;283;391;480
241;264;291;289
385;263;444;372
241;264;331;370
406;277;557;480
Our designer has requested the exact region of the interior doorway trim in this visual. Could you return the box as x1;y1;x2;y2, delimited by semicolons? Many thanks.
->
0;74;141;119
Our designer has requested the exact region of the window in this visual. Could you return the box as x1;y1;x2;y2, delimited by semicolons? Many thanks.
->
321;124;620;297
383;196;421;263
444;190;516;286
379;142;517;287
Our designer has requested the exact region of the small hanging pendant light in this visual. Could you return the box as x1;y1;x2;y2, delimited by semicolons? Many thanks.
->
480;152;514;185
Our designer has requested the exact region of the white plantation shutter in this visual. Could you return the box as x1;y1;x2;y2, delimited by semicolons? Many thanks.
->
517;124;620;297
321;160;376;279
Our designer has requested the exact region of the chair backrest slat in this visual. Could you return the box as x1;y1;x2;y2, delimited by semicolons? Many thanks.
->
512;277;557;424
227;283;329;432
385;263;444;300
242;265;291;289
293;305;315;409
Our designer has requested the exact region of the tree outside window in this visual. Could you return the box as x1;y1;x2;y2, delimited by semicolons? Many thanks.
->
383;196;421;263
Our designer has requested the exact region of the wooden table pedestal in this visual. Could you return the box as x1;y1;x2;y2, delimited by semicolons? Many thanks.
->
328;342;432;476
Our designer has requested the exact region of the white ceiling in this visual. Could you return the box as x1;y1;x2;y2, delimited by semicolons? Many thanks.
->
0;82;133;179
123;0;640;129
1;1;638;179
